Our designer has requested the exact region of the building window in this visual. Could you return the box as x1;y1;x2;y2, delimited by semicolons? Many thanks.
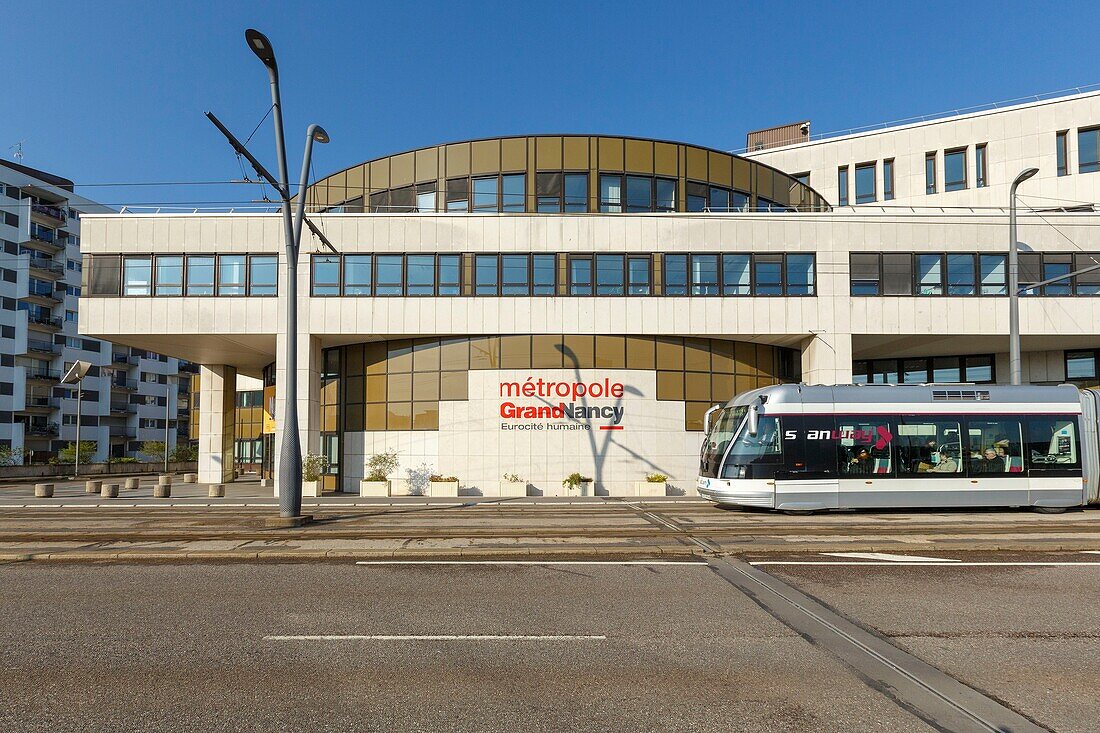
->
536;173;562;212
415;184;435;212
344;255;372;295
501;174;525;212
686;181;706;212
564;173;588;212
625;176;653;213
501;254;530;295
311;255;340;296
627;256;651;295
248;255;277;296
853;354;995;385
837;166;849;206
979;254;1006;295
655;178;676;212
786;254;815;295
594;254;625;295
186;256;215;296
155;255;183;296
944;148;967;191
854;162;876;204
753;255;783;295
690;255;719;295
946;254;975;295
917;254;943;295
445;178;468;212
375;255;404;295
569;255;592;295
1042;255;1072;295
122;257;152;296
925;152;937;194
975;143;988;188
471;176;499;211
439;255;461;295
850;254;881;295
1075;253;1100;295
217;255;247;296
883;159;894;201
599;174;622;213
722;254;751;295
475;254;499;296
406;255;436;296
1079;127;1100;174
793;172;810;186
664;254;687;295
1066;350;1097;380
1056;130;1069;176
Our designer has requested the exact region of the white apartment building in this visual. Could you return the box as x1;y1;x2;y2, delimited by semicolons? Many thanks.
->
0;160;188;465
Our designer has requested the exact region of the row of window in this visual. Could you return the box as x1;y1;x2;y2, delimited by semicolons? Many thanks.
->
1057;126;1100;176
85;254;279;297
311;252;816;297
853;354;995;385
850;251;1100;296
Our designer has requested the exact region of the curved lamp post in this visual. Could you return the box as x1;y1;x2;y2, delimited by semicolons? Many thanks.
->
1008;167;1039;385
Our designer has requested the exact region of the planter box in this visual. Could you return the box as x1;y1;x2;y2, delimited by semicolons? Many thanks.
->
429;481;460;497
359;480;389;497
635;481;669;497
499;481;528;497
563;481;593;497
302;480;324;497
388;478;413;496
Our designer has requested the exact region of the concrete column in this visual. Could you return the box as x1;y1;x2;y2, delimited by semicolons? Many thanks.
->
800;333;853;385
198;364;237;484
273;333;322;497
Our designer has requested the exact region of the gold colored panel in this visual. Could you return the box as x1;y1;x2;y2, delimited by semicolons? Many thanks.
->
439;338;469;371
342;376;362;405
624;139;653;173
712;373;734;401
413;372;440;401
562;335;594;369
365;403;386;430
684;372;710;402
597;137;624;171
532;335;564;368
440;371;468;401
369;159;390;190
326;171;347;203
656;371;684;401
387;340;413;373
757;166;775;201
557;254;568;296
345;166;366;202
656;336;684;370
686;146;708;181
684;338;711;372
344;403;364;431
501;137;527;172
735;342;759;375
366;375;387;403
469;336;500;369
415;148;439;183
471;139;501;175
322;405;337;432
756;346;777;378
365;342;387;375
345;344;364;376
735;375;756;395
734;158;752;191
653;142;678;176
625;336;655;370
412;402;439;431
387;373;412;402
321;379;339;405
500;335;531;369
685;402;710;432
595;336;626;369
390;152;415;188
387;402;411;431
413;339;441;372
446;143;471;178
535;137;563;170
562;137;589;169
322;475;337;491
708;151;732;186
712;340;735;374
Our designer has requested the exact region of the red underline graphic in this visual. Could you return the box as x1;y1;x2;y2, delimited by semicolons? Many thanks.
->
599;426;624;431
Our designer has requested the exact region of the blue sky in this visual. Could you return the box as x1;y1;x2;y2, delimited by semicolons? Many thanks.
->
1;0;1095;208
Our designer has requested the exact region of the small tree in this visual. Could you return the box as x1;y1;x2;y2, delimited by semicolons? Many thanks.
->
56;441;97;465
302;452;329;482
139;441;166;462
366;450;400;482
170;443;198;462
0;445;16;467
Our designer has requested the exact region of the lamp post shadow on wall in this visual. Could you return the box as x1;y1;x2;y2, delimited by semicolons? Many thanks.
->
207;29;329;526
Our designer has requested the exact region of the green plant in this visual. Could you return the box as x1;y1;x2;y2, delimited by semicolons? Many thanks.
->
112;457;139;464
139;441;166;462
562;472;592;490
0;446;15;467
170;443;198;462
430;475;459;483
365;450;399;482
645;473;668;483
502;473;522;483
54;441;97;465
302;452;329;482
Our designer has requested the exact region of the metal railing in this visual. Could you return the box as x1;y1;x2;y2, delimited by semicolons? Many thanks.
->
25;368;61;381
26;339;59;354
109;378;138;390
112;353;138;365
24;423;59;437
27;257;65;276
27;313;62;329
31;203;67;222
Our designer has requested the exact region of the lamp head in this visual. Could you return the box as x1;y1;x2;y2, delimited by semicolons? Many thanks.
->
245;29;277;71
1014;167;1039;186
310;125;330;144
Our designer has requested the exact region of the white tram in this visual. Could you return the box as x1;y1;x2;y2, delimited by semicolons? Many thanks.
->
696;384;1100;513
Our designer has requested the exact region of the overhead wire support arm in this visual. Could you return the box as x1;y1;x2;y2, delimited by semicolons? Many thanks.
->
304;217;338;254
204;111;287;198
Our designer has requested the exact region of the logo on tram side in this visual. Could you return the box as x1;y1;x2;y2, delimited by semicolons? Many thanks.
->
784;426;893;450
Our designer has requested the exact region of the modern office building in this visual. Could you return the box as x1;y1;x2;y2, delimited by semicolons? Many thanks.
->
77;94;1100;495
0;160;188;465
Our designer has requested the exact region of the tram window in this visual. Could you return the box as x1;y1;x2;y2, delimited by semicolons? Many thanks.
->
964;419;1024;474
720;415;783;480
780;415;838;477
896;418;962;475
1025;417;1080;470
700;406;744;478
836;417;893;476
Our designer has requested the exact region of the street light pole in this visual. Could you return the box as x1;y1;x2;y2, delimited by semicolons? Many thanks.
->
1008;167;1039;386
163;376;173;475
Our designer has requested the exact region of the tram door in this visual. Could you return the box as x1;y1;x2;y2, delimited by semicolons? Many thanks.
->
775;415;839;511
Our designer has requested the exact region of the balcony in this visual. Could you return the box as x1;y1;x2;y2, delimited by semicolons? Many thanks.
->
28;257;65;279
108;426;136;440
25;368;61;383
24;282;63;305
109;402;135;416
24;423;59;438
30;203;67;226
25;338;60;357
109;378;138;391
26;313;63;332
20;396;58;414
112;353;139;366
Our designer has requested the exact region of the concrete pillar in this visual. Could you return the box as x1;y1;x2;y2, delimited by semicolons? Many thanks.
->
198;364;237;484
273;333;322;498
800;333;853;386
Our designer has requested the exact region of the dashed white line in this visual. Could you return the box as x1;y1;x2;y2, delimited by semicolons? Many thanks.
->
355;560;707;566
750;561;1100;567
264;634;607;641
822;552;961;563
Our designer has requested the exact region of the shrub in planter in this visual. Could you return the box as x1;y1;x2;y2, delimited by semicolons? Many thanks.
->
361;450;399;497
500;473;527;497
429;474;460;497
562;472;593;496
302;452;330;497
636;472;670;497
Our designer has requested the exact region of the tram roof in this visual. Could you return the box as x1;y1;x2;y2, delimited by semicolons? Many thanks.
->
728;383;1083;409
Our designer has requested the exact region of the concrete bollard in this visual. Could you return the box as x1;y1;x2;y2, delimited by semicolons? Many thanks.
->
260;478;272;488
183;473;197;484
124;477;140;490
85;480;102;494
34;483;54;498
208;484;225;498
101;483;119;498
153;484;171;499
158;475;172;487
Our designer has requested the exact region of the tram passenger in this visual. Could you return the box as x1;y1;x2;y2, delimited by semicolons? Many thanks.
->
974;448;1006;473
847;448;872;474
928;448;958;473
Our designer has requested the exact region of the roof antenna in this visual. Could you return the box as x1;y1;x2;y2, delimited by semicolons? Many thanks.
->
9;141;25;162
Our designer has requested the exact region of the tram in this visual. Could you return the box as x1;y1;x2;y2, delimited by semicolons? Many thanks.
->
696;383;1100;513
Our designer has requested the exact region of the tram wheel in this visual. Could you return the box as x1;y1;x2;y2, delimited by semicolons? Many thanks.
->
781;509;817;516
1034;506;1068;514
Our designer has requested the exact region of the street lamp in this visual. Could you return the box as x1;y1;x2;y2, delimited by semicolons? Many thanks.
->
163;374;177;474
1008;167;1039;386
61;360;92;478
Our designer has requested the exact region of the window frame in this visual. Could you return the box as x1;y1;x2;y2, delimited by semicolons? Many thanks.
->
854;161;876;204
944;147;968;192
1056;130;1070;176
837;165;849;206
883;158;895;201
1079;126;1100;174
248;254;278;297
975;143;988;188
925;152;937;194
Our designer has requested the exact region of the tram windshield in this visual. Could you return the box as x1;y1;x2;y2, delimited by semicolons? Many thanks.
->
700;405;783;479
700;406;745;478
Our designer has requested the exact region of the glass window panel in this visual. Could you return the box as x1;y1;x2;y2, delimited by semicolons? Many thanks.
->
690;254;718;295
753;255;783;295
475;255;498;295
1043;257;1072;295
501;174;525;212
944;149;967;191
975;144;987;188
722;254;751;295
625;176;652;212
1074;254;1100;295
853;360;870;384
500;335;531;369
1066;351;1097;379
980;254;1006;295
412;402;439;431
931;356;961;383
870;359;898;384
595;254;625;295
684;337;710;372
712;373;734;400
440;370;468;400
1026;417;1080;470
684;372;710;401
412;372;440;401
439;338;469;371
785;254;814;295
1056;131;1069;176
837;167;849;206
415;184;436;212
946;254;975;295
412;339;440;372
248;255;277;296
625;336;656;370
469;336;500;369
595;336;626;368
917;254;943;295
732;191;749;211
963;355;994;383
656;337;684;370
627;256;650;295
438;255;460;295
599;174;622;213
883;159;895;201
445;178;468;212
375;255;404;296
686;181;707;212
881;253;912;295
569;256;592;295
664;254;687;296
343;255;372;295
902;358;929;384
532;254;556;295
894;417;962;475
387;340;413;372
123;257;152;296
218;255;246;296
536;172;562;196
364;403;386;430
501;254;530;295
854;163;875;203
386;402;412;430
709;186;730;212
186;255;216;296
561;335;594;368
564;173;588;212
655;178;676;211
531;335;564;368
711;339;735;374
925;153;937;194
1079;128;1100;173
365;374;386;402
472;176;499;210
155;256;183;296
656;371;684;400
387;373;412;401
406;255;435;295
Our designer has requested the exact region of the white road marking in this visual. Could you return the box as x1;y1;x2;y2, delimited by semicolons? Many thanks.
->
264;634;607;641
822;552;961;563
1081;551;1100;555
355;560;707;566
751;561;1100;567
